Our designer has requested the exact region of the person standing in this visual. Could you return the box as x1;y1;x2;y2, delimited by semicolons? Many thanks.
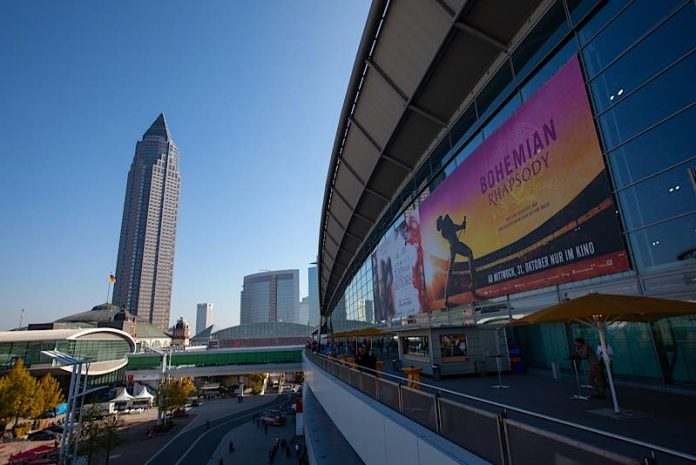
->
574;338;606;398
229;440;235;453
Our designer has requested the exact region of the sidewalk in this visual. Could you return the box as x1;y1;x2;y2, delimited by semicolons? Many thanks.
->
206;409;301;465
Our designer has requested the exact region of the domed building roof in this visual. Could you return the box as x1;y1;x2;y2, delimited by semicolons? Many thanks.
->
56;303;138;324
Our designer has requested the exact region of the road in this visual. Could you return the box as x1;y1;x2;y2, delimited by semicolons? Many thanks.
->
145;395;289;465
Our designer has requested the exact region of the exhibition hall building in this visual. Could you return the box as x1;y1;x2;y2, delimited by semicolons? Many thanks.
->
317;0;695;386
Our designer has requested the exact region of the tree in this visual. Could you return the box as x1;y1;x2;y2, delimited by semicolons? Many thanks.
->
1;359;38;428
34;374;64;419
97;415;123;465
158;377;196;421
80;406;103;465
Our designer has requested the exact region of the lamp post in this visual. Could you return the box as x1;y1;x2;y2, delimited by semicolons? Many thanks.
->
148;347;170;426
41;350;89;465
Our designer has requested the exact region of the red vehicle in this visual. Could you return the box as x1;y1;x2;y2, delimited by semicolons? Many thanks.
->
260;410;286;426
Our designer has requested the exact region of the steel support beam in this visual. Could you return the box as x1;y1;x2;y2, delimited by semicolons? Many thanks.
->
454;21;508;52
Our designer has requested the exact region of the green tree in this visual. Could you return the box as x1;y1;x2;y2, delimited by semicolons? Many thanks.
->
34;374;64;419
1;359;38;428
159;377;196;420
0;376;10;429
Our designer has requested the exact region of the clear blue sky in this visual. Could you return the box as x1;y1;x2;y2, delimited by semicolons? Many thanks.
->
0;1;371;330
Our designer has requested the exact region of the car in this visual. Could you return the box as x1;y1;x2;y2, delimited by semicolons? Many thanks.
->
260;410;286;426
44;425;63;434
28;430;57;441
280;385;293;394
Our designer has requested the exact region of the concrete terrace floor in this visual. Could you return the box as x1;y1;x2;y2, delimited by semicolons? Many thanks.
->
367;356;696;463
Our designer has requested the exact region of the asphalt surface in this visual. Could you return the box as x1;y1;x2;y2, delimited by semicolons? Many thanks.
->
146;395;289;465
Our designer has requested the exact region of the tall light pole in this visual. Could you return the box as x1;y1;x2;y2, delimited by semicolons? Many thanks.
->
41;350;89;465
149;347;170;426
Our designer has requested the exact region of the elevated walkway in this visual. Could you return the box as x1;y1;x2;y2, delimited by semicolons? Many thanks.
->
305;350;696;465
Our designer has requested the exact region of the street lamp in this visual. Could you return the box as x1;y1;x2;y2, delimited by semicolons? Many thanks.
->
148;346;171;426
41;350;91;465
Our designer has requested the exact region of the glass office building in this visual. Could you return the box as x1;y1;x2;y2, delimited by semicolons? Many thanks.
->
240;270;300;324
319;0;695;385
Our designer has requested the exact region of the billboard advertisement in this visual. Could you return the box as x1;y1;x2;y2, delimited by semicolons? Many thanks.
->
418;56;630;310
371;213;426;320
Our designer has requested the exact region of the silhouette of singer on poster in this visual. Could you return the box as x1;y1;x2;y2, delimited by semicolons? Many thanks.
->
436;214;476;306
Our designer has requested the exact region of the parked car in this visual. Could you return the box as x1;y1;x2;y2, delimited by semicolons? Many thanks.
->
260;410;286;426
28;430;56;441
44;425;63;434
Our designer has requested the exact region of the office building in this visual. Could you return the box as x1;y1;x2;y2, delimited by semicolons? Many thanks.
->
113;114;181;331
299;297;309;326
307;265;320;327
196;302;214;335
240;270;300;324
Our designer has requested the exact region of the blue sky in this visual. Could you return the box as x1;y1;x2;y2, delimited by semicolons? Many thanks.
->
0;1;371;330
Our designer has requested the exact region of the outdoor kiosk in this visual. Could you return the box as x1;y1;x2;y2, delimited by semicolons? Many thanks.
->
395;325;510;377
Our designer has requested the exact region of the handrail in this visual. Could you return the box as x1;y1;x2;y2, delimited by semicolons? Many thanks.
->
307;350;696;463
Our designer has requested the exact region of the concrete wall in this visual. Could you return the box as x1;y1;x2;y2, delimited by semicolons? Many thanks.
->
303;353;490;465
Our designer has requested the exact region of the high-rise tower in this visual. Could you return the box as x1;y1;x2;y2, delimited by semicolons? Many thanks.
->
240;270;300;324
113;114;181;331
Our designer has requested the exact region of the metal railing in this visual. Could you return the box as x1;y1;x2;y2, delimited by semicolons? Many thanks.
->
305;350;696;465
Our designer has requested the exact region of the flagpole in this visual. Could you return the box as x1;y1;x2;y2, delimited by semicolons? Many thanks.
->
18;308;24;329
106;280;112;304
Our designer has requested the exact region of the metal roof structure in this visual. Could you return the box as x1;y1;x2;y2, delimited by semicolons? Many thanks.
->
319;0;548;315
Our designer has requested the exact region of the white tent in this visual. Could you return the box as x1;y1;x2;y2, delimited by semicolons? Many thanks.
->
132;385;155;407
134;386;155;401
111;387;133;403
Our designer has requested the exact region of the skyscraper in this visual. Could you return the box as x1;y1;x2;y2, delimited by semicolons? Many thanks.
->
240;270;299;324
196;303;214;335
113;114;181;331
307;265;320;327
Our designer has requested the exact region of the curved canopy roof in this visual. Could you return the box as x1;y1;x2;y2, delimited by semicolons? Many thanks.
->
214;322;310;341
319;0;545;314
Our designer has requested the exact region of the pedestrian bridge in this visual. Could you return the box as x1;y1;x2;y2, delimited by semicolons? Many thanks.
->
126;345;303;381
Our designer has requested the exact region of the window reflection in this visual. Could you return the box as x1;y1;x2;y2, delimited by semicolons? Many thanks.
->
589;5;696;113
440;334;469;359
618;163;696;231
580;0;683;77
628;213;696;272
608;107;695;189
598;53;696;150
402;336;429;357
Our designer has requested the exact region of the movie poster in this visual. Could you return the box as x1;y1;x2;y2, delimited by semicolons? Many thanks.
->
371;213;426;321
418;56;629;311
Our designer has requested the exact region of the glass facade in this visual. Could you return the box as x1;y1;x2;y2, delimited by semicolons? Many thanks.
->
0;336;132;369
327;0;696;384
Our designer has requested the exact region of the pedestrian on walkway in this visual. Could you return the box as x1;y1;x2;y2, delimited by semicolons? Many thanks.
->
229;440;235;453
275;435;280;447
256;418;261;428
219;458;223;465
206;419;210;430
264;422;268;434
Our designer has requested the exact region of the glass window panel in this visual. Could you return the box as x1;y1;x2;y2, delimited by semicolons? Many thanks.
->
572;0;628;42
618;163;696;231
589;6;696;113
512;1;569;82
440;334;469;358
520;39;577;101
581;0;684;78
608;107;695;189
402;336;429;357
476;61;514;122
628;212;696;272
449;105;477;149
597;53;696;150
565;0;606;27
